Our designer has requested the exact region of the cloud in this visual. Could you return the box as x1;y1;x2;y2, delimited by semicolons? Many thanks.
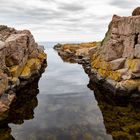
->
109;0;139;9
0;0;139;42
58;2;85;12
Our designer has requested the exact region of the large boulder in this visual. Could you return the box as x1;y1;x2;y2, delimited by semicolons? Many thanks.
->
0;25;47;113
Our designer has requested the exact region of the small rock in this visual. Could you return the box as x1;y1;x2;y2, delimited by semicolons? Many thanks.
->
109;58;126;70
132;7;140;16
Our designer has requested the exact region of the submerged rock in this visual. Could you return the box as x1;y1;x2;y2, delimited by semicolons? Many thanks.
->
0;25;47;113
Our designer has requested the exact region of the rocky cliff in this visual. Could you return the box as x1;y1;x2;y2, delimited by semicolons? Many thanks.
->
0;25;47;112
91;14;140;93
55;8;140;97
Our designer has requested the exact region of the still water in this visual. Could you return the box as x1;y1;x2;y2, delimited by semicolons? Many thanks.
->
1;43;140;140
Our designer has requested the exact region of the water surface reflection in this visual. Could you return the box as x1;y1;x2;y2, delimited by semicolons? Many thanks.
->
1;43;140;140
0;78;39;140
88;77;140;140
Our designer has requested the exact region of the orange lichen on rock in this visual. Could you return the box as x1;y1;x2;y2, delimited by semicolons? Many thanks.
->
92;56;111;70
62;42;98;53
0;25;47;113
125;59;140;72
116;79;140;91
98;69;121;81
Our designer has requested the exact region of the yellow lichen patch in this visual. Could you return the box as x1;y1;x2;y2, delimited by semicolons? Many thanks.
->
91;54;98;61
62;42;97;52
92;56;111;70
9;66;19;77
9;65;24;77
20;66;31;79
126;59;140;72
80;42;97;48
98;69;109;78
120;79;140;90
98;68;121;81
26;58;41;71
91;54;122;81
20;58;41;79
92;57;101;69
38;52;47;61
9;55;28;78
108;71;121;81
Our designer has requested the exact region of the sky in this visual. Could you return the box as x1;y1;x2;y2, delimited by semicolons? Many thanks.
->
0;0;140;42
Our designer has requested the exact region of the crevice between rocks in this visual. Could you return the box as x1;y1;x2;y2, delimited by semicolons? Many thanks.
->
134;33;139;46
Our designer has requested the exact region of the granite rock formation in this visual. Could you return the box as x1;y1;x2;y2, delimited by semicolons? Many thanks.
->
0;25;47;113
55;8;140;97
91;14;140;93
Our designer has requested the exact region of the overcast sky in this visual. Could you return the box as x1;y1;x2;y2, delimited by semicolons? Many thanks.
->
0;0;139;42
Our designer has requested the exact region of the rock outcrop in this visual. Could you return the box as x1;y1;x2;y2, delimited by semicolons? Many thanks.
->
55;8;140;98
54;42;99;63
132;7;140;16
91;14;140;94
0;25;47;113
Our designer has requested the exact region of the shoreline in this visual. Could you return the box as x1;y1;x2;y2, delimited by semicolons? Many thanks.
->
53;12;140;102
54;43;140;102
0;54;47;114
